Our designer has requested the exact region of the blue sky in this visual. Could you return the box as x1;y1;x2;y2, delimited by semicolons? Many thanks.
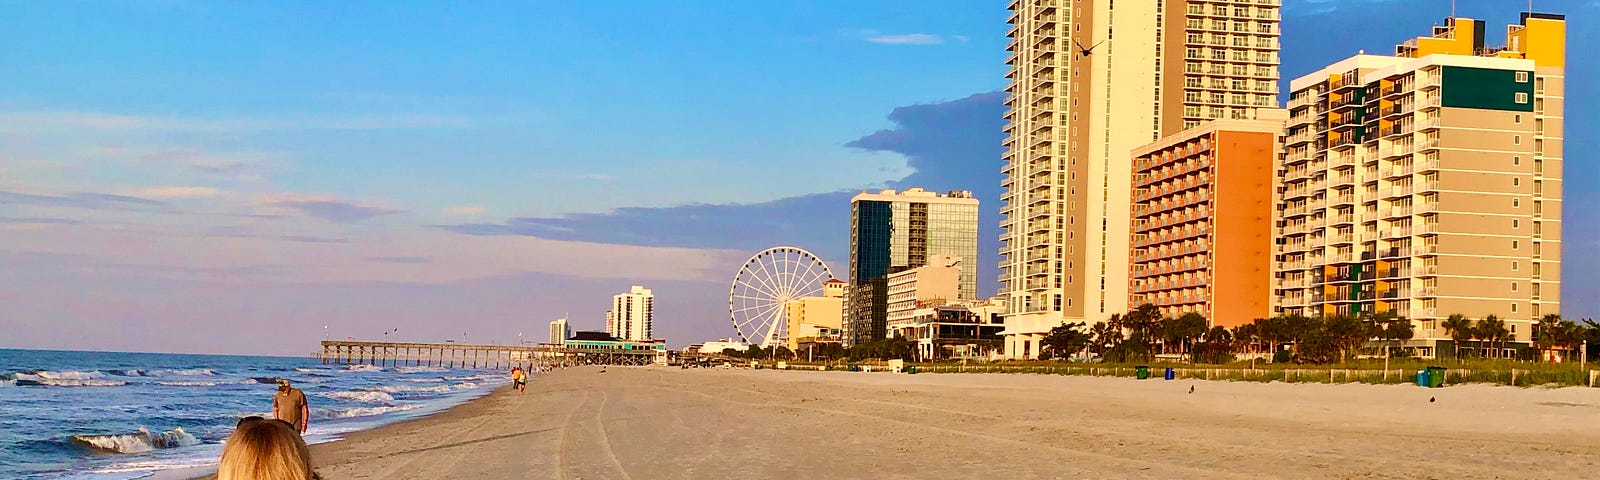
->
1;0;1595;355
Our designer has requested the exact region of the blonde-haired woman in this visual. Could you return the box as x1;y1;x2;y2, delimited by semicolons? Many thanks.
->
217;416;320;480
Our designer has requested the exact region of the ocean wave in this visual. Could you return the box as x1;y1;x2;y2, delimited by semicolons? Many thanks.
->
294;367;331;373
30;370;104;380
157;381;229;387
311;404;422;420
394;366;448;373
13;373;127;387
107;369;148;377
370;381;478;394
399;377;448;383
70;427;198;454
153;368;214;376
320;391;395;403
344;365;382;372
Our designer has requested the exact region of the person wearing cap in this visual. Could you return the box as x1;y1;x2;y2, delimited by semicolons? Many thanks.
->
273;379;310;434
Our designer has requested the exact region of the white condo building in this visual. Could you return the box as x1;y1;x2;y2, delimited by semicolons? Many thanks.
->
608;286;654;342
549;317;570;345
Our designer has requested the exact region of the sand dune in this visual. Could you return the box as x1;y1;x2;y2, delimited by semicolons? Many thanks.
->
305;366;1600;479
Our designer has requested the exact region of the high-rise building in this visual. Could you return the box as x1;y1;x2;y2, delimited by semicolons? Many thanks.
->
1129;111;1285;329
846;188;979;346
548;317;570;345
998;0;1282;357
609;286;654;342
1275;14;1564;358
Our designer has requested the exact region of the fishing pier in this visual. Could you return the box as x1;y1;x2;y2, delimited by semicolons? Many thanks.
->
319;340;665;370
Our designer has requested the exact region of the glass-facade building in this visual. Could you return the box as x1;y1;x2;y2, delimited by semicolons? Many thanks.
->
845;188;980;346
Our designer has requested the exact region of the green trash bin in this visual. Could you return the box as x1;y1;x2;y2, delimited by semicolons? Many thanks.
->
1426;366;1446;388
1136;365;1151;380
906;366;917;374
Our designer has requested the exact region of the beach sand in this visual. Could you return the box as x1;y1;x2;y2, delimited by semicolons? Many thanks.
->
303;365;1600;479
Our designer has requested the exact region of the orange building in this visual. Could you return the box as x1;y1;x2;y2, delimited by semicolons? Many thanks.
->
1129;111;1286;328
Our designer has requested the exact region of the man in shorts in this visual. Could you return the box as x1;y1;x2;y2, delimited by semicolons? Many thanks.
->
273;378;310;434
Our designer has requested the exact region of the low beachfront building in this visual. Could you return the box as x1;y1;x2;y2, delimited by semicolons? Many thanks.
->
565;331;666;352
887;297;1006;361
700;339;749;356
785;279;847;351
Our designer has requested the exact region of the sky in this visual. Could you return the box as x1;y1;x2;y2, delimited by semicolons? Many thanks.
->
1;0;1595;356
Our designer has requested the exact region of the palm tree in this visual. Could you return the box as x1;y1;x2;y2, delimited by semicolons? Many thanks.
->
1441;314;1474;360
1172;312;1209;362
1232;323;1261;355
1478;315;1509;359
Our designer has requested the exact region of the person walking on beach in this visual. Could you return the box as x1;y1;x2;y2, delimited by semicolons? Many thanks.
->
511;367;527;393
273;379;310;434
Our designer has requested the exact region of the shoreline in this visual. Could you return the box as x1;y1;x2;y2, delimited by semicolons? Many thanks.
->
171;381;506;480
237;365;1600;479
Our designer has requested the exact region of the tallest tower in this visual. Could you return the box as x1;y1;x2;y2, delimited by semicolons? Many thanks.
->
998;0;1281;358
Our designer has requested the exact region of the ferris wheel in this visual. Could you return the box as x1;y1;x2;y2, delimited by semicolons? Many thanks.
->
729;246;835;348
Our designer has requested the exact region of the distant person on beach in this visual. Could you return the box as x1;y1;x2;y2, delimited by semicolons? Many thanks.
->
219;416;320;480
273;379;310;434
512;367;528;393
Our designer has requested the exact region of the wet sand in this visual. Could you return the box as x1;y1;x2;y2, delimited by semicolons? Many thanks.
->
303;365;1600;479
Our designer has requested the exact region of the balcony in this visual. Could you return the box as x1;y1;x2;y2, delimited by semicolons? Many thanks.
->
1418;74;1441;89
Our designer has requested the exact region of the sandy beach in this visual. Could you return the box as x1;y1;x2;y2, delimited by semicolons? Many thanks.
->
301;366;1600;479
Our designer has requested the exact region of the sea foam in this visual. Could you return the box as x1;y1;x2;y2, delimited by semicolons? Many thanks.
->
70;427;199;454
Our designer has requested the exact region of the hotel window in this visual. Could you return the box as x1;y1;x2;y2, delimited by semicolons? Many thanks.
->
1514;135;1521;145
1513;240;1520;250
1515;93;1529;104
1513;261;1519;271
1513;198;1520;208
1513;178;1521;187
1512;283;1518;292
1512;219;1520;229
1513;156;1521;166
1514;114;1522;124
1516;71;1530;83
1511;303;1518;313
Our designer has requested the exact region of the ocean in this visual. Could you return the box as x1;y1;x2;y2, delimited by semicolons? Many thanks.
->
0;349;507;479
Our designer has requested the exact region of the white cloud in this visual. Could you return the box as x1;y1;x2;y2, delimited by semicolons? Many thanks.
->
866;33;945;45
137;186;223;199
2;222;742;285
444;205;487;216
0;110;470;134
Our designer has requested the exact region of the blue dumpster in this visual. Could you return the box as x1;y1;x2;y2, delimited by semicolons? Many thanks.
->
1164;367;1176;380
1415;369;1429;387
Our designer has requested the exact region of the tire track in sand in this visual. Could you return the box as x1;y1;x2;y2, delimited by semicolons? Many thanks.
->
592;390;633;480
555;390;591;480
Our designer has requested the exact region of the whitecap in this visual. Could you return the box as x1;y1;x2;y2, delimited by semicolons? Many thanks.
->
14;374;127;387
372;384;453;394
313;404;423;419
34;370;103;380
320;391;395;403
394;366;447;373
71;427;199;454
344;365;382;372
158;381;227;387
154;368;214;376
